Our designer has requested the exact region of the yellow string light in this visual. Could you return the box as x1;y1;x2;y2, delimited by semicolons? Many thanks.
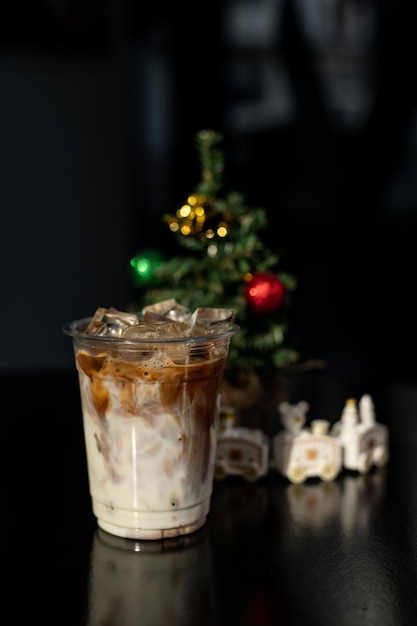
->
163;193;233;241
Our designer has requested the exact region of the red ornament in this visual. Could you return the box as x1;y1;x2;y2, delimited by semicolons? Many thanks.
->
245;272;286;314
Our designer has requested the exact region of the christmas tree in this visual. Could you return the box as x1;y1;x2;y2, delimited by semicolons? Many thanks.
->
129;129;299;379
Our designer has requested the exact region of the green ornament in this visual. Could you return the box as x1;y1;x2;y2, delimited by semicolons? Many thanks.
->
129;249;164;287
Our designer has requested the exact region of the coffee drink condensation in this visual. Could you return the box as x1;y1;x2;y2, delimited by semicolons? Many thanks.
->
63;303;237;540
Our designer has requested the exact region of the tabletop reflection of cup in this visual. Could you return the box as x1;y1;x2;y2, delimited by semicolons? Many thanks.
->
63;304;237;540
87;528;217;626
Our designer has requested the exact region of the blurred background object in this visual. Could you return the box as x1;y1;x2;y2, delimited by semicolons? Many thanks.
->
1;0;417;383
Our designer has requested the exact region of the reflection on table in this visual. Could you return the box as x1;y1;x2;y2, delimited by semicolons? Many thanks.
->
87;527;217;626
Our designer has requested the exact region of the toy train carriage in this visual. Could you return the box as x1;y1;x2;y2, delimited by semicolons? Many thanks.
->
273;424;343;485
330;396;390;474
215;426;270;483
333;422;389;474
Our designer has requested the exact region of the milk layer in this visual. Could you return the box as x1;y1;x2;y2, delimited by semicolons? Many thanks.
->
75;347;227;539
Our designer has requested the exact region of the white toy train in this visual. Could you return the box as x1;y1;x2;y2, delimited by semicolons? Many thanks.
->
215;395;389;484
214;407;270;483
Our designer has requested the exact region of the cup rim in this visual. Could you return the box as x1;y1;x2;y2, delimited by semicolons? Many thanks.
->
62;317;240;345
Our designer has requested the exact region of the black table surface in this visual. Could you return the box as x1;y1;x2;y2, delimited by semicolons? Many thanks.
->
2;368;417;626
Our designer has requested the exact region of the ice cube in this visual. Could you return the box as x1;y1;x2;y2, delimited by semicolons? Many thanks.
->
142;299;192;323
188;307;236;336
122;321;189;340
84;306;139;337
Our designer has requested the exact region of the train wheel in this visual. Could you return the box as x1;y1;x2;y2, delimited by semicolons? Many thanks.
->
214;464;227;481
321;463;339;482
357;453;372;474
287;465;306;484
244;466;260;483
374;447;389;468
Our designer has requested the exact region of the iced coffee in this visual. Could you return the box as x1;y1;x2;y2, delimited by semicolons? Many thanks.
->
63;301;237;540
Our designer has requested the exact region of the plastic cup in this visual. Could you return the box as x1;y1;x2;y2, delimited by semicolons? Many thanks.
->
63;316;237;540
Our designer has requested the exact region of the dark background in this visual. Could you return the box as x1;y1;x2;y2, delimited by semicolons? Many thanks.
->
1;0;417;383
